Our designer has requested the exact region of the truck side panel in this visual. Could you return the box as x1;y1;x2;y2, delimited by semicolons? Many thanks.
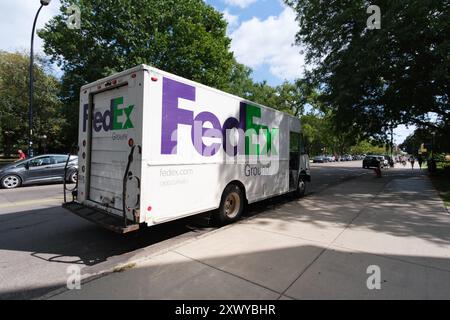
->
139;70;295;226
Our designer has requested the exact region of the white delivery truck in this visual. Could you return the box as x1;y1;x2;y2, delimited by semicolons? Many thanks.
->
63;65;310;233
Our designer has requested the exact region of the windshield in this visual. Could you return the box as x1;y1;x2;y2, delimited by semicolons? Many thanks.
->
8;158;28;166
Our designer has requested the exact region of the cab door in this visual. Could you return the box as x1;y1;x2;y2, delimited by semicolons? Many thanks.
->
27;156;54;182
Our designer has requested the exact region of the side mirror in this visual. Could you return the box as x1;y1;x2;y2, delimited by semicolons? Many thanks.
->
25;162;30;170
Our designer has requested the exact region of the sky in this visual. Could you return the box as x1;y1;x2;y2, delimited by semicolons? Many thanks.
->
0;0;414;143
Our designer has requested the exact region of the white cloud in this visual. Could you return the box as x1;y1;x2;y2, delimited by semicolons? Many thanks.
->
0;0;61;55
224;0;258;9
230;6;305;81
223;9;239;33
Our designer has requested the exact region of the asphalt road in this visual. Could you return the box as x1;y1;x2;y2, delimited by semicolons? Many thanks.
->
0;161;367;300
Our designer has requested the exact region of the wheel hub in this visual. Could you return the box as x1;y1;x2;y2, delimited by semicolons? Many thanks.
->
224;192;240;218
3;176;19;188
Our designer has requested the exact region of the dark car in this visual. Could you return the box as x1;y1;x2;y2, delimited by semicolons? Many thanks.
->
362;155;382;169
384;155;395;167
313;156;326;163
0;154;78;189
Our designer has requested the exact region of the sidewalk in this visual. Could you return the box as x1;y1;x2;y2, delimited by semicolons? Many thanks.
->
49;168;450;299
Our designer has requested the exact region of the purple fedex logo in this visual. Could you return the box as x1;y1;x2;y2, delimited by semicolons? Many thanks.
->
161;78;279;157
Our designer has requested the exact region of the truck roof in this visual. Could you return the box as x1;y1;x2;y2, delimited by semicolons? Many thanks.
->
81;64;301;121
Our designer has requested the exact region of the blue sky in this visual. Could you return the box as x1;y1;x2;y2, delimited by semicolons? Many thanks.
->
0;0;414;143
207;0;306;86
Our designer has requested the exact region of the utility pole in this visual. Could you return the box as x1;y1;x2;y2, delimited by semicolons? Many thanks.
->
390;126;394;157
29;0;52;158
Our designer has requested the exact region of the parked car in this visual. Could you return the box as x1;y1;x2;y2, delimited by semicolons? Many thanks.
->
379;156;388;167
384;155;395;167
0;154;78;189
343;155;353;161
363;155;382;169
313;156;326;163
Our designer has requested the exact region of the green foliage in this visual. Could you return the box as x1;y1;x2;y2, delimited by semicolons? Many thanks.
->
301;110;359;156
300;104;386;156
41;0;233;88
287;0;450;141
0;51;64;156
38;0;235;146
400;123;450;156
232;78;317;117
350;140;386;155
273;80;312;116
225;59;255;99
247;81;279;109
429;166;450;209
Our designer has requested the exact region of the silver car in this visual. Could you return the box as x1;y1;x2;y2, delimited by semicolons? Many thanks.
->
0;154;78;189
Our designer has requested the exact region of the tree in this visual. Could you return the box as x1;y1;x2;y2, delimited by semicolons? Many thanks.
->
226;59;255;99
350;140;386;155
233;78;318;117
401;124;450;156
0;51;64;157
287;0;449;141
247;81;279;108
38;0;235;146
275;80;312;116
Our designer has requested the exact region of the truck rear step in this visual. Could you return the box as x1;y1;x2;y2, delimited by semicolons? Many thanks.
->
63;202;140;234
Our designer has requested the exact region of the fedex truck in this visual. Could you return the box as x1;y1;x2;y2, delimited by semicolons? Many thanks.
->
63;65;311;233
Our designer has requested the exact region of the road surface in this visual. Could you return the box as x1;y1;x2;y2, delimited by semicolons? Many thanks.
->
0;161;366;299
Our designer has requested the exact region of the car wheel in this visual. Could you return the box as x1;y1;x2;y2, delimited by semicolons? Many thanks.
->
1;175;22;189
215;184;244;225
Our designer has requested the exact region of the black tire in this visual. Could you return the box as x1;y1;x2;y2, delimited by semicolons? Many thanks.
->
215;184;245;225
293;178;306;199
1;174;22;189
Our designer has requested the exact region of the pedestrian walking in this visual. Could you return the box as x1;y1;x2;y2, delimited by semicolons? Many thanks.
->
418;155;423;170
409;156;415;170
16;149;26;161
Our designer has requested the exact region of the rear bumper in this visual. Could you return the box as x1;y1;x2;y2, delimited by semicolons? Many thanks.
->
363;163;382;168
62;202;140;234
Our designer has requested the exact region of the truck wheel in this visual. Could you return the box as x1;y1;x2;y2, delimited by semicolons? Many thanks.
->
1;175;22;189
68;171;78;183
215;184;244;225
293;178;306;199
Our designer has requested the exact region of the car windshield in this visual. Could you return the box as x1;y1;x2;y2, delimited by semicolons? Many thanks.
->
2;158;29;169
